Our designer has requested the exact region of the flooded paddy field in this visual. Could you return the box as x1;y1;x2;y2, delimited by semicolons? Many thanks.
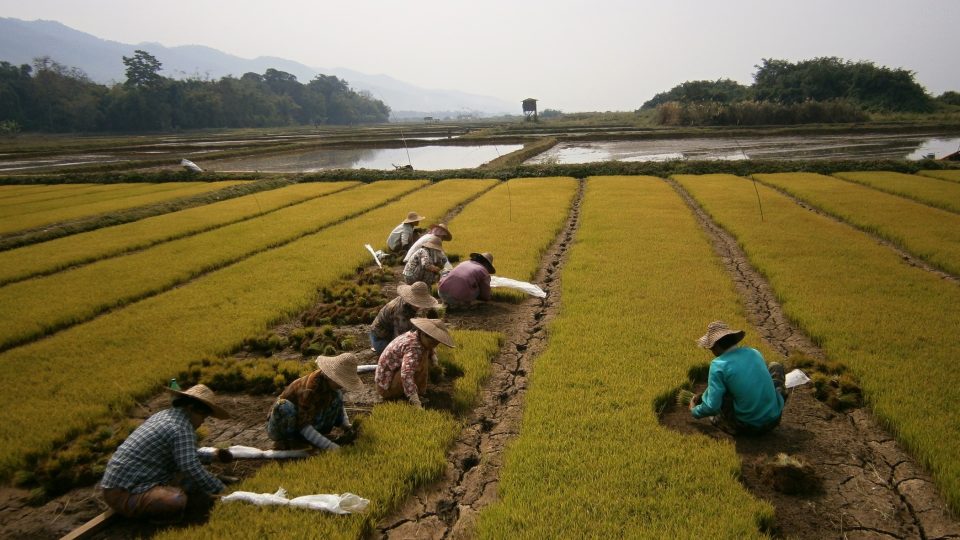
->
526;132;960;164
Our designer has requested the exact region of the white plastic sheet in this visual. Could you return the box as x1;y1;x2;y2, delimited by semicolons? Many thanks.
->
197;445;309;460
222;487;369;514
180;158;203;172
364;244;383;269
490;276;546;298
785;369;811;389
356;364;377;374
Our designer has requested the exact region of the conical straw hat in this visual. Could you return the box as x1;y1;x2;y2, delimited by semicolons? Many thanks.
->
411;318;456;348
164;384;230;419
397;281;440;309
429;223;453;241
696;321;746;349
469;252;496;274
403;211;426;224
422;237;444;251
316;352;364;392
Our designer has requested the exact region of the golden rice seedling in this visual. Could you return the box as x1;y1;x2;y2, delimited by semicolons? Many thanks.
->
917;170;960;184
444;177;577;301
0;182;357;286
754;173;960;276
0;183;125;206
675;173;960;512
833;171;960;213
0;181;419;351
0;184;96;199
478;177;774;538
155;330;501;540
0;181;247;235
0;181;226;217
676;388;695;407
0;179;497;478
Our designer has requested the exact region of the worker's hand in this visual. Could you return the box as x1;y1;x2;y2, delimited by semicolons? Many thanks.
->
216;448;233;463
688;396;697;411
409;395;424;409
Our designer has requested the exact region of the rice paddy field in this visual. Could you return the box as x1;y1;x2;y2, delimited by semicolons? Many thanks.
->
0;166;959;539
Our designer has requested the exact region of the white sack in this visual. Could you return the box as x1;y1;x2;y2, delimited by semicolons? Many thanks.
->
785;369;811;389
180;158;203;172
222;487;369;514
357;364;377;374
490;276;546;298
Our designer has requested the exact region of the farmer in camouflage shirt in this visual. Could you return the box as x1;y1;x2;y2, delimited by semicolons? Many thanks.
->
369;281;439;356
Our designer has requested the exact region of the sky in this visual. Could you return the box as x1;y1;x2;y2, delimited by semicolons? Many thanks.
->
1;0;958;112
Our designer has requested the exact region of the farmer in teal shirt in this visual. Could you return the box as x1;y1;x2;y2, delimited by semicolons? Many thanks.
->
688;321;787;435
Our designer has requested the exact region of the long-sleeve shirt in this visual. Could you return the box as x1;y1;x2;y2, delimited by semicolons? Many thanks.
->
387;223;416;251
370;297;415;340
403;233;438;262
438;260;491;303
100;408;225;494
691;347;784;428
375;330;427;399
403;247;448;285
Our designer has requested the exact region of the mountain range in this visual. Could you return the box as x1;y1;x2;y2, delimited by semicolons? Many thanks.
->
0;17;515;118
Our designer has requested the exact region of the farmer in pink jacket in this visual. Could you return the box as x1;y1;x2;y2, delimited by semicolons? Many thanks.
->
438;252;495;309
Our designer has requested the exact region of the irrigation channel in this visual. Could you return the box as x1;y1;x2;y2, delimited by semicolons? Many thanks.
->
660;178;960;540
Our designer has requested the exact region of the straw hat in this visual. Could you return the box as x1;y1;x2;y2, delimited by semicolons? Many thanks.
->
403;211;426;224
469;252;496;274
422;237;444;251
696;321;746;349
316;353;364;392
429;223;453;241
398;281;440;309
164;384;230;419
411;318;456;348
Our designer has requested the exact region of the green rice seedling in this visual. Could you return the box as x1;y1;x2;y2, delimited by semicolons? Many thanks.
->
676;388;695;407
675;173;960;512
0;182;420;351
0;179;497;478
478;177;774;539
918;170;960;183
0;181;247;235
755;172;960;275
158;330;501;540
444;177;577;301
0;182;357;286
833;171;960;213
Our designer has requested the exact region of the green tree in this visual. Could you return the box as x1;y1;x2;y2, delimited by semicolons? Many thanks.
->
122;50;163;88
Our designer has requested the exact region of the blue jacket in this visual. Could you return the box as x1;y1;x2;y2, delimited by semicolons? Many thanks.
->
691;347;783;428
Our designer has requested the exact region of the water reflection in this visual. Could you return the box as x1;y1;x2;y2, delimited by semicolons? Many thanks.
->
216;144;521;172
526;134;960;164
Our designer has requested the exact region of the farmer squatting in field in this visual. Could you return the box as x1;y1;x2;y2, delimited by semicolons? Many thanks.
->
99;384;232;521
375;318;455;409
369;281;440;356
402;237;450;286
438;252;495;310
403;222;453;263
266;353;363;450
386;211;425;253
688;321;787;435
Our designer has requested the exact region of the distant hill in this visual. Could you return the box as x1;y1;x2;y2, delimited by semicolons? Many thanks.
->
0;17;515;117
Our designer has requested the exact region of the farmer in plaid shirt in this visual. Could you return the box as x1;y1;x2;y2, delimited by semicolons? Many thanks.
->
99;384;231;520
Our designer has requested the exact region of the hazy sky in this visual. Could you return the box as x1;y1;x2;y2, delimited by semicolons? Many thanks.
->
2;0;958;111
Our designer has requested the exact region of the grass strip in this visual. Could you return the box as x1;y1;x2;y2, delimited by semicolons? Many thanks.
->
444;177;577;300
755;172;960;276
918;169;960;183
833;171;960;213
675;173;960;513
0;182;418;351
477;176;772;538
0;182;357;286
0;179;495;478
0;181;247;235
158;330;501;540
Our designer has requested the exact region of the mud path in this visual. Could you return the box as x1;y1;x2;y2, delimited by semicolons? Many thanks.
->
376;179;584;539
662;178;960;540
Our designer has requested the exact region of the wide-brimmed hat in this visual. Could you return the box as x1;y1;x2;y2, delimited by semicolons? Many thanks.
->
696;321;746;349
403;211;426;224
411;318;456;348
316;353;364;392
397;281;440;309
429;223;453;241
164;384;230;419
469;252;496;274
422;237;444;251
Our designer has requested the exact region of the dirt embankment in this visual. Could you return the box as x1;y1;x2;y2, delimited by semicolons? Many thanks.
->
662;177;960;540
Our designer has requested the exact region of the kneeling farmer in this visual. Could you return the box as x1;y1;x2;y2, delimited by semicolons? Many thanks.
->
99;384;231;520
689;321;787;435
267;353;363;450
375;318;455;409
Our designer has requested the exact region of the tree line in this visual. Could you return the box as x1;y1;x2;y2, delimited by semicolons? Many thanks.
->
641;57;956;125
0;50;390;133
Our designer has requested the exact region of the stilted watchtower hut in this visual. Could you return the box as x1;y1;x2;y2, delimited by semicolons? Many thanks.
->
522;98;538;122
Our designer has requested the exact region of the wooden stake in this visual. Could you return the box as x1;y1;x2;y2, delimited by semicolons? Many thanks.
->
60;509;115;540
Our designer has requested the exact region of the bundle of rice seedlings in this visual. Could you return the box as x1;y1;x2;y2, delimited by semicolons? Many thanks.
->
676;389;695;407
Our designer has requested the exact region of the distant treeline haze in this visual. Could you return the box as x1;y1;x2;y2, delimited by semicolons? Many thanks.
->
0;50;390;133
641;57;960;126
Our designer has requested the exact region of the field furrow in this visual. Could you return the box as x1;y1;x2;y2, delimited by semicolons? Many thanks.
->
477;176;773;538
754;172;960;276
0;181;247;234
0;179;496;477
833;171;960;213
675;173;960;513
0;181;357;286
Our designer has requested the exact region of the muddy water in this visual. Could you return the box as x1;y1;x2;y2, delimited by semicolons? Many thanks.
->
215;144;522;172
526;133;960;164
